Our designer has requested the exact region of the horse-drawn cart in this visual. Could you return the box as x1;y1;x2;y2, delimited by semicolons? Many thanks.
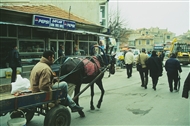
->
0;84;71;126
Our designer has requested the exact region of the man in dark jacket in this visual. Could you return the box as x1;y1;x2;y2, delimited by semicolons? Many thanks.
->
9;45;21;82
165;53;182;92
146;51;163;90
182;72;190;98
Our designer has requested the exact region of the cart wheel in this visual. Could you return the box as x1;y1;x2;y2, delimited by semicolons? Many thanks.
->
44;105;71;126
10;109;35;123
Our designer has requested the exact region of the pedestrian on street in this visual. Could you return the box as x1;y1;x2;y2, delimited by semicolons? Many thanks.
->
182;72;190;99
136;48;149;89
58;45;65;57
30;50;83;112
165;53;182;92
146;51;163;90
8;45;21;82
124;49;134;78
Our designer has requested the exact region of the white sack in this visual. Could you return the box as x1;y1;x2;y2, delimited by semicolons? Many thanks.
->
11;74;30;94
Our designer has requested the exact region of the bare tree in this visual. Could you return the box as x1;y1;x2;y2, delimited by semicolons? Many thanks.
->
108;9;128;41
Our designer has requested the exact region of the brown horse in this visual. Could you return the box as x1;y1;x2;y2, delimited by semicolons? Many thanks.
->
52;46;116;117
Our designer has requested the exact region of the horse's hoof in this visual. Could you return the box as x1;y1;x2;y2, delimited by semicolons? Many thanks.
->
80;114;85;117
97;104;101;108
91;106;95;110
78;111;85;117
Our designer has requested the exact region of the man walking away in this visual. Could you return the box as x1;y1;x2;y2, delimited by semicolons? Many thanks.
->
124;49;134;78
146;51;163;90
165;53;182;92
136;48;149;89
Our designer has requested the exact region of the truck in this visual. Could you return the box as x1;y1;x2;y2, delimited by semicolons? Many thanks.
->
169;38;190;65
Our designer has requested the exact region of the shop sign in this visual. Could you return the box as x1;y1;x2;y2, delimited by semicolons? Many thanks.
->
33;15;75;30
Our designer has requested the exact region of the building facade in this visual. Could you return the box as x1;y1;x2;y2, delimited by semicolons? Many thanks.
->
0;1;111;77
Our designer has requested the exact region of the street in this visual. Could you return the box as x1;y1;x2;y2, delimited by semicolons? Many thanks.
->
0;65;189;126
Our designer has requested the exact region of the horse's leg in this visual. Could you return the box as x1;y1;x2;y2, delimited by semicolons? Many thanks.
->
73;83;85;117
90;83;95;110
96;79;105;109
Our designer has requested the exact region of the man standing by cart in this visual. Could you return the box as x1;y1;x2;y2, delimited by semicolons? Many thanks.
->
30;50;83;112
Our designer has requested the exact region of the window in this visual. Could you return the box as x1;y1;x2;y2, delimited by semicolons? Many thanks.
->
146;40;150;45
167;36;170;39
139;40;141;45
0;24;7;36
8;25;16;37
18;26;31;38
19;41;44;53
99;5;107;27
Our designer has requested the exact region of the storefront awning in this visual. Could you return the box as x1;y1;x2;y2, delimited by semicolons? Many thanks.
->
0;21;111;38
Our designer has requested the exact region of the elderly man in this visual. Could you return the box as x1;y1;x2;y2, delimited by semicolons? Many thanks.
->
30;50;83;112
124;49;134;78
165;53;182;92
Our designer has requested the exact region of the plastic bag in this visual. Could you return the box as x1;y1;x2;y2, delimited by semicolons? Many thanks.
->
11;74;30;94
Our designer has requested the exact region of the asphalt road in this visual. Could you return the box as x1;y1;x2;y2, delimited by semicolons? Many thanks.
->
0;65;189;126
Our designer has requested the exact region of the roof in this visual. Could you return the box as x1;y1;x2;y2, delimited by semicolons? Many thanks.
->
0;5;99;26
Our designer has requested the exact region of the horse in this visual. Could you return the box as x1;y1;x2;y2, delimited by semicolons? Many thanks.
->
57;46;116;117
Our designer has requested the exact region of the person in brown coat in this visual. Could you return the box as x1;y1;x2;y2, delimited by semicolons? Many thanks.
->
136;48;149;89
30;50;83;112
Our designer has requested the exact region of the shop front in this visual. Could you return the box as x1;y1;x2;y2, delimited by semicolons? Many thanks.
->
0;6;111;77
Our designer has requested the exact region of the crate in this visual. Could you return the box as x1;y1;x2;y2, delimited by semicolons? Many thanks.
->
5;71;11;78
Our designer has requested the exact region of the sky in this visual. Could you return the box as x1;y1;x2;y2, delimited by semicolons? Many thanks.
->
109;0;190;36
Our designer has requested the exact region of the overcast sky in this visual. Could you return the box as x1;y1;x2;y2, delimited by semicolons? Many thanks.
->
109;0;190;36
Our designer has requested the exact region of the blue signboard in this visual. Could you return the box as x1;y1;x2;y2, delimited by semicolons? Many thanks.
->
64;21;76;30
50;18;64;28
33;15;50;27
33;15;75;30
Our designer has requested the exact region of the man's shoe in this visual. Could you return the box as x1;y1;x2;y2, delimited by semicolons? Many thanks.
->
153;87;156;91
141;85;144;87
71;105;84;112
170;89;173;92
144;85;147;89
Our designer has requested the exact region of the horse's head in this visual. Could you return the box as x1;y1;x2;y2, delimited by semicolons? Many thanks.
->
106;54;116;75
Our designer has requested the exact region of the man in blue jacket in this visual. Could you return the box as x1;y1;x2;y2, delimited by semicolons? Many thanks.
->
165;53;182;92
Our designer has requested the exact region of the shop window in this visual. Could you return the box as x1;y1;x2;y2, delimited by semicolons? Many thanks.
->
79;35;88;40
58;32;65;39
65;32;73;40
89;35;96;41
79;42;88;56
0;24;7;36
32;28;46;39
8;25;16;37
18;26;31;38
49;31;57;39
19;41;44;53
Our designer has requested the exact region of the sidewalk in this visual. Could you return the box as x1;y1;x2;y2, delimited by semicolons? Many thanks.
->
0;73;30;85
